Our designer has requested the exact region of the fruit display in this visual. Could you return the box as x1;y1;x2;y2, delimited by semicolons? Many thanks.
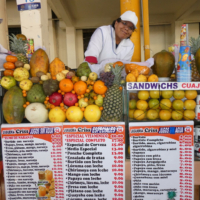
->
1;53;126;124
128;89;197;121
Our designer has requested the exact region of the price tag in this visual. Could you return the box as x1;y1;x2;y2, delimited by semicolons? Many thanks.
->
129;121;194;200
16;0;41;11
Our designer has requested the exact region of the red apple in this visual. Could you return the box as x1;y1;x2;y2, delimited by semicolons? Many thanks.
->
66;71;75;79
49;92;63;106
63;92;78;106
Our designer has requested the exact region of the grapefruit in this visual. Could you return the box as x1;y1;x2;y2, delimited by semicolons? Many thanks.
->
159;110;172;121
136;100;148;110
134;110;145;120
49;107;66;122
171;110;183;120
129;99;137;109
172;100;184;110
66;106;83;122
147;109;159;120
150;90;161;99
148;99;159;109
161;90;173;99
138;90;149;100
160;99;172;110
185;90;197;100
84;105;101;122
184;99;196;110
129;109;135;119
183;110;195;120
173;90;185;100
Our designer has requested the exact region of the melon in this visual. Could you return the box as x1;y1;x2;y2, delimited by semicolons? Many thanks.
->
152;50;175;77
3;86;26;124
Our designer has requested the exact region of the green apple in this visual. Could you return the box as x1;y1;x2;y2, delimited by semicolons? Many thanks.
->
1;76;16;90
89;72;98;81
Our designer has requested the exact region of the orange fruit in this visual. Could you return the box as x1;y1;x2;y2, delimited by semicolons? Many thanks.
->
126;73;136;82
138;90;149;100
159;110;172;121
183;110;195;120
161;90;173;99
173;90;185;100
113;61;123;68
184;100;196;110
149;90;161;99
171;110;183;120
93;80;107;94
148;74;158;82
137;74;147;82
130;69;139;78
133;110;145;120
147;109;159;120
136;100;148;110
185;90;197;100
129;109;135;119
59;79;73;92
74;81;87;95
148;99;159;109
172;100;184;110
160;99;172;110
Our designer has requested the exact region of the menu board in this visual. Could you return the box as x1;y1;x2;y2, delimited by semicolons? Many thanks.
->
129;121;194;200
1;122;125;200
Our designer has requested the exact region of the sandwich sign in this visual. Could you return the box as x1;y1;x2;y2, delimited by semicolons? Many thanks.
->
16;0;41;11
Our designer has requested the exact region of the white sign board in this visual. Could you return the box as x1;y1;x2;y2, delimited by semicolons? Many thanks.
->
16;0;41;11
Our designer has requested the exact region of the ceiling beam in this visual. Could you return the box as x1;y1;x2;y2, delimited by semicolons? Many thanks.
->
47;0;74;26
174;0;198;21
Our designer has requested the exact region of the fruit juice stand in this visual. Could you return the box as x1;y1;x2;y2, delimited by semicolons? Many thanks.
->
1;34;200;200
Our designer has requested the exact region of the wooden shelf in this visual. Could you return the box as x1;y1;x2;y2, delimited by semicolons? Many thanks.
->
125;160;200;185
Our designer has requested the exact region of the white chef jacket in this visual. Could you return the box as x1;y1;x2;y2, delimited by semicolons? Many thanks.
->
85;25;134;64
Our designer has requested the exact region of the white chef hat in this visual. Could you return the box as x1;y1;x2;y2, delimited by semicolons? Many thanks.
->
120;11;138;29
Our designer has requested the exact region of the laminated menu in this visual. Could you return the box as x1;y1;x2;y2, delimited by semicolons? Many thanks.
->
1;122;125;200
129;121;194;200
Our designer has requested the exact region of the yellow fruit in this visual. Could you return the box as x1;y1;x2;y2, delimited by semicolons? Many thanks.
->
148;99;159;109
183;110;195;120
129;109;135;119
173;90;185;100
184;100;196;110
159;110;172;121
148;74;158;82
66;106;83;122
84;105;101;122
171;110;183;120
136;100;148;110
126;73;136;82
49;107;66;122
185;90;197;100
161;90;173;99
160;99;172;110
150;90;161;99
147;109;159;120
137;74;147;82
138;90;149;100
172;100;184;110
129;99;137;109
133;110;145;120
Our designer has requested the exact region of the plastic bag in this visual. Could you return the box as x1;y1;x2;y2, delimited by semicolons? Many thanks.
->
87;58;154;77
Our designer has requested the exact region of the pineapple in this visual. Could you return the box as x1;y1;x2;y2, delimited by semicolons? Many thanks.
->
9;33;29;64
101;65;123;122
190;36;200;80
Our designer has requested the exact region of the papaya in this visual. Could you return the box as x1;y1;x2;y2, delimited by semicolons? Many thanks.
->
50;58;65;77
151;50;175;77
3;86;26;124
30;49;49;77
195;48;200;74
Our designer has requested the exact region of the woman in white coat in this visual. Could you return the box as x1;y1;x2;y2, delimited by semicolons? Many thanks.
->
85;11;138;65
